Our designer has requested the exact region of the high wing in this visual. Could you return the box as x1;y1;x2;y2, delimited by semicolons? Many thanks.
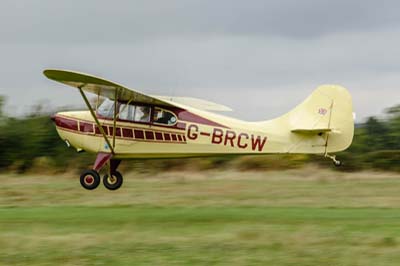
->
43;69;170;106
43;69;232;112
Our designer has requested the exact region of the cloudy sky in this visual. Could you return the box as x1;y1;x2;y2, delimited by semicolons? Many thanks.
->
0;0;399;121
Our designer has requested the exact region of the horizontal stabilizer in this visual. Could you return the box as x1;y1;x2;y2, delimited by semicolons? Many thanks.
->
291;128;332;134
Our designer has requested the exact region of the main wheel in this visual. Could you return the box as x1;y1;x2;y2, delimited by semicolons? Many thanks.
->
103;171;123;190
80;170;101;190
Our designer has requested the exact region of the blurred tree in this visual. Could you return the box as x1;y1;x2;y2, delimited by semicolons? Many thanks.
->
385;104;400;149
29;100;52;117
0;99;399;173
346;127;367;153
363;116;390;151
0;95;5;123
386;104;400;115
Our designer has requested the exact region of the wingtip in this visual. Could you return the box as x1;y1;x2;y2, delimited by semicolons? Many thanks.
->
42;69;50;76
43;69;59;79
43;69;77;77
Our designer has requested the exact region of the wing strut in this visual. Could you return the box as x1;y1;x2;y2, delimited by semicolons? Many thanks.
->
112;88;119;148
78;86;115;154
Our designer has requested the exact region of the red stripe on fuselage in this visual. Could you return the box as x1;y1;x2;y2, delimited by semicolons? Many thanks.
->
54;115;186;144
55;116;78;131
177;110;229;129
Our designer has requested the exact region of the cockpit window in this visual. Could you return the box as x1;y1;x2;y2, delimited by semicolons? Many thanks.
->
153;107;177;125
134;106;151;123
119;104;134;120
118;104;151;123
99;102;173;125
97;99;115;118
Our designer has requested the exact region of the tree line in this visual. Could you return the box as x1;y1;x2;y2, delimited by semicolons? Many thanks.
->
0;96;399;173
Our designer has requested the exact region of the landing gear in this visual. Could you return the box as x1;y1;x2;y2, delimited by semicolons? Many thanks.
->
325;153;342;167
103;171;123;190
80;170;101;190
79;154;123;190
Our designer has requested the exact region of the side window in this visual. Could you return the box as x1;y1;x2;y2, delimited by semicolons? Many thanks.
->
118;104;151;123
98;99;115;118
153;107;177;125
119;104;131;120
134;106;151;123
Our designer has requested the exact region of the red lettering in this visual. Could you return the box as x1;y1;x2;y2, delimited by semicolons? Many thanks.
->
212;128;224;144
251;135;267;151
187;124;199;140
237;133;249;149
224;130;236;147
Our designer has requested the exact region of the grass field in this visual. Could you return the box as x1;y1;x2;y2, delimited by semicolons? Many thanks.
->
1;167;400;265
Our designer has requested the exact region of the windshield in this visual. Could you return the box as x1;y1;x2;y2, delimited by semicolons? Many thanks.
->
97;99;115;118
153;107;177;125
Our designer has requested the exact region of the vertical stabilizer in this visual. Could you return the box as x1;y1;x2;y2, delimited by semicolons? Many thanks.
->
285;85;354;153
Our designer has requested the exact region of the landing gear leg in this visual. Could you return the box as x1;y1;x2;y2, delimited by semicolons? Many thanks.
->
325;153;342;167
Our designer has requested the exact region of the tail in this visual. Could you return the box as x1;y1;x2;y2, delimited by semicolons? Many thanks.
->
280;85;354;154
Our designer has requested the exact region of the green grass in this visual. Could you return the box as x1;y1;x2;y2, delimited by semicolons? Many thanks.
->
1;168;400;265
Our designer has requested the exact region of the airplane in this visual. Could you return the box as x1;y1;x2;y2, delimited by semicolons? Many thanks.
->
44;69;354;190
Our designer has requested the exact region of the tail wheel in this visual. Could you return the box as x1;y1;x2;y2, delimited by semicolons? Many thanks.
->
80;170;101;190
333;160;342;167
103;171;123;190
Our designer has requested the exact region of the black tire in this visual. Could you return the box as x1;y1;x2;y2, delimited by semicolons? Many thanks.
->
103;171;123;190
80;170;101;190
333;160;342;167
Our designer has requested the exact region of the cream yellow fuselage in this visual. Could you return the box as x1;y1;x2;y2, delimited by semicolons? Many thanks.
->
54;110;273;159
53;85;354;159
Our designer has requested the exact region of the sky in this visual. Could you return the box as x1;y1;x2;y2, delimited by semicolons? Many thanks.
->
0;0;399;122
